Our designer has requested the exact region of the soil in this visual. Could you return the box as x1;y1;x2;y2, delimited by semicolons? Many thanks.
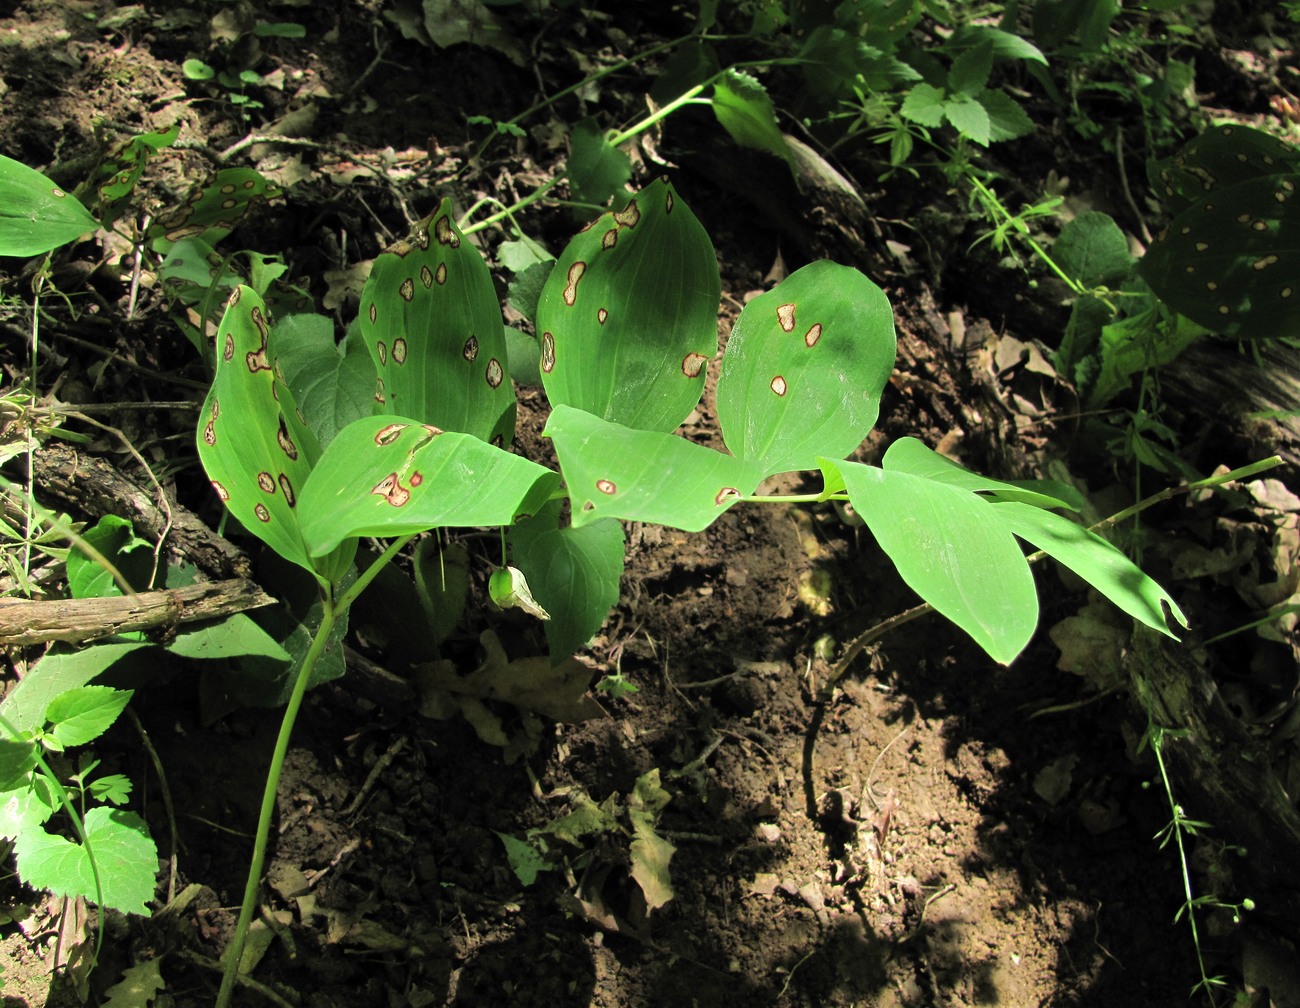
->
1;3;1298;1007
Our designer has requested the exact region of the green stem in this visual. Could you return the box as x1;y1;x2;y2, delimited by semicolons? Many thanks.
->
216;537;413;1006
965;173;1086;294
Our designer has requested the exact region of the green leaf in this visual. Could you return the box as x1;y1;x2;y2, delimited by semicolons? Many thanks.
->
544;405;763;532
1053;211;1132;287
980;89;1035;143
497;236;552;274
0;778;56;839
88;774;133;805
948;24;1047;65
166;612;292;661
14;806;157;915
1086;309;1202;409
273;314;375;449
710;69;795;171
489;565;551;619
0;154;98;257
826;457;1039;664
878;437;1083;510
948;40;993;97
1138;173;1300;340
717;261;895;476
45;686;133;749
900;83;946;128
101;958;166;1007
358;199;516;443
412;539;470;650
1148;123;1300;216
298;416;560;557
536;178;721;432
506;259;555;322
150;168;282;244
510;503;626;659
66;515;154;599
497;832;548;886
252;21;306;37
568;117;633;208
942;93;991;146
182;58;215;80
196;286;343;579
420;0;527;66
0;644;151;734
993;502;1186;635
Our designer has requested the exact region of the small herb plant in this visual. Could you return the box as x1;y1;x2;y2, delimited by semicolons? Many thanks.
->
194;175;1186;1003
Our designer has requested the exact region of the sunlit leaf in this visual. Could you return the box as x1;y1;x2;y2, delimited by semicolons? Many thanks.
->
0;154;98;257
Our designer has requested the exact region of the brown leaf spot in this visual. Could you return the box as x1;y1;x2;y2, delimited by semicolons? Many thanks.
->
602;229;619;250
375;378;386;404
682;352;708;377
422;424;444;437
770;375;788;396
486;357;504;388
250;306;269;341
211;480;229;502
597;308;608;324
776;303;796;332
541;331;556;372
563;261;586;306
257;472;276;493
665;190;674;214
1283;286;1294;299
614;199;640;228
377;340;387;365
463;335;479;361
420;265;434;288
410;471;424;488
228;287;242;306
715;487;739;506
435;262;447;285
202;420;216;446
804;323;822;348
372;473;411;507
245;346;271;373
368;302;377;324
434;214;460;247
254;503;271;522
277;418;298;460
392;338;408;364
223;332;234;362
399;277;415;301
596;479;617;495
375;423;408;446
279;474;296;506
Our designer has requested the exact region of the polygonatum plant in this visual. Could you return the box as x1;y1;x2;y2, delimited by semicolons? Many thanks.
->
194;175;1187;1005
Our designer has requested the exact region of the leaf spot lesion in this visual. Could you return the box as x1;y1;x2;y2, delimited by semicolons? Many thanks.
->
596;479;617;495
563;262;586;306
682;352;707;378
486;358;504;388
463;336;479;361
375;423;408;446
804;323;822;348
770;375;788;397
776;303;796;333
372;473;412;507
541;332;556;372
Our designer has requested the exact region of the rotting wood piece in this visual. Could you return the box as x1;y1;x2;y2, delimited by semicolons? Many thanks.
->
1128;627;1300;930
28;443;250;580
0;578;276;647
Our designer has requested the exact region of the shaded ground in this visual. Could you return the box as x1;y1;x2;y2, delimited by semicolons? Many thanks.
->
2;2;1298;1006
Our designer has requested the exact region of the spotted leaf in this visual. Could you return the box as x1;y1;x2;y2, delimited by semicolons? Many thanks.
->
717;261;895;476
535;178;720;433
297;417;560;557
544;405;764;532
1139;172;1300;340
1147;123;1300;216
196;285;354;582
150;167;282;243
0;154;98;257
358;199;515;443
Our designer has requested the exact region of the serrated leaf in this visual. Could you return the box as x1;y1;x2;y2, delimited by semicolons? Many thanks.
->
358;199;516;443
943;94;991;146
497;832;548;886
544;405;763;532
948;41;993;97
0;739;37;793
536;178;720;433
1053;211;1132;287
166;612;291;662
717;261;895;476
273;314;375;449
0;778;56;839
980;89;1035;143
568;117;633;208
711;69;795;171
995;501;1186;635
46;686;133;749
66;515;153;599
900;83;946;127
510;503;625;659
628;769;674;912
298;416;560;556
0;154;99;256
825;458;1039;664
101;957;166;1007
89;773;133;806
14;806;157;915
0;644;150;734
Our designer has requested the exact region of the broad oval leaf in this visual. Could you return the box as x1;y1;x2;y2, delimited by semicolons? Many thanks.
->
536;178;720;432
0;154;98;257
718;261;895;476
297;416;560;557
881;437;1084;510
358;199;516;443
1148;123;1300;216
826;458;1038;664
196;286;338;578
545;405;764;532
149;167;282;243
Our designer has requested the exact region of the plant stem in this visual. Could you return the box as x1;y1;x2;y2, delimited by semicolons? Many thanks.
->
216;536;412;1006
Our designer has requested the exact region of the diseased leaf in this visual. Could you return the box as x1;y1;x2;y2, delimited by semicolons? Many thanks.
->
0;154;98;256
45;686;133;749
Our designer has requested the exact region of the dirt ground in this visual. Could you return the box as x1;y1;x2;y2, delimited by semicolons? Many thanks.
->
2;2;1298;1006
